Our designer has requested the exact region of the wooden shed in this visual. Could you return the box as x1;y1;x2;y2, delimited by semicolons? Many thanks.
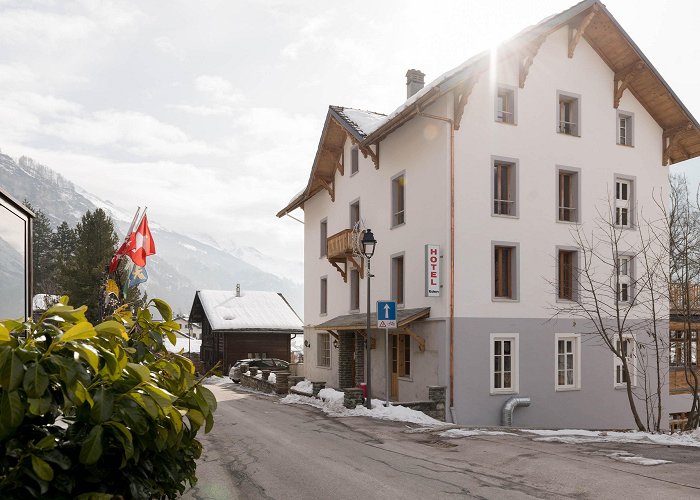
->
189;288;303;372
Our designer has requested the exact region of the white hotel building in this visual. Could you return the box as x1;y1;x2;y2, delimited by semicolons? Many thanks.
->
277;0;700;428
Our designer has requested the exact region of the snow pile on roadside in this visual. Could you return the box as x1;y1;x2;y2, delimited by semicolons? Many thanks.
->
604;451;672;466
280;388;442;426
291;380;313;393
522;429;700;448
440;429;517;438
203;376;231;386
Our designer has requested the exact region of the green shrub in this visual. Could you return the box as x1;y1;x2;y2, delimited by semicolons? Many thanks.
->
0;297;217;499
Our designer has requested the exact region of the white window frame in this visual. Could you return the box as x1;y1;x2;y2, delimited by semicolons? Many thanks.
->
350;145;359;175
616;254;632;304
349;268;360;312
495;85;517;125
556;90;581;137
491;156;519;218
391;171;406;228
554;333;581;391
617;110;634;147
613;335;637;388
320;218;327;258
349;199;360;230
490;333;519;394
317;332;331;368
320;276;328;316
391;252;405;306
556;166;580;223
614;177;633;228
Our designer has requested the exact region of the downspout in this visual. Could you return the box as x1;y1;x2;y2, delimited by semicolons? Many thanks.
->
416;107;455;421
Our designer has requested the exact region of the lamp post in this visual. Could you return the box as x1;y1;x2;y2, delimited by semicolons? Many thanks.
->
361;228;377;409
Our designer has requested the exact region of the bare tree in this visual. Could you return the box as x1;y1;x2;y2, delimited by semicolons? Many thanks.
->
658;175;700;429
549;192;667;432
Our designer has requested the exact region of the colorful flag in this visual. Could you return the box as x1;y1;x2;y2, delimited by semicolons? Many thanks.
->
125;215;155;267
127;265;148;288
109;208;141;274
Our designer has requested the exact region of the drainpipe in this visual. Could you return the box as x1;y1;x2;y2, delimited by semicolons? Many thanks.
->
416;106;455;419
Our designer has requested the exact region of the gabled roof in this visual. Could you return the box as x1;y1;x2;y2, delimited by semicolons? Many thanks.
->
189;290;303;332
277;105;385;216
278;0;700;217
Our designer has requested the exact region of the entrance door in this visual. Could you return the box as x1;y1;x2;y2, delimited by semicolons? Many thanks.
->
391;335;399;400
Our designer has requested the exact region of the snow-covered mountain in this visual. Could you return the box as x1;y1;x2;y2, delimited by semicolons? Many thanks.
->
0;151;303;317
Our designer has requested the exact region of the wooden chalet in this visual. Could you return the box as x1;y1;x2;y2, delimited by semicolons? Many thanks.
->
189;287;303;372
669;284;700;396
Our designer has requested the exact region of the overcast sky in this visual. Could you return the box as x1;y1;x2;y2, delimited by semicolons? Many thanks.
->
1;0;699;280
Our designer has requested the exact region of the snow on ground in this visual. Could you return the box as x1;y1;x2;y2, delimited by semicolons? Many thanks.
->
165;337;202;354
521;428;700;448
440;429;517;438
203;375;231;386
603;451;672;466
281;387;442;426
291;380;313;393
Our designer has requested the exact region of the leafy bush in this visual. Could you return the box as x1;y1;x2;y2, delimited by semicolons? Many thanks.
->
0;297;217;499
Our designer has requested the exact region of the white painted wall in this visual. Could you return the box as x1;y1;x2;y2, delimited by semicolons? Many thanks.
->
299;24;673;421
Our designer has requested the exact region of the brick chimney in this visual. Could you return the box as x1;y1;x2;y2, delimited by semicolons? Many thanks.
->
406;69;425;98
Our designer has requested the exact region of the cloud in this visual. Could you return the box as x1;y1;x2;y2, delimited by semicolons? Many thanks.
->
281;15;331;60
195;75;245;105
44;110;224;157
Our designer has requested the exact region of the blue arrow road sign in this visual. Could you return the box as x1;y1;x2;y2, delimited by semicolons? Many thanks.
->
377;300;397;328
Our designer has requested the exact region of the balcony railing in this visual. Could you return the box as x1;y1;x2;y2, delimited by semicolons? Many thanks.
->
327;228;354;261
670;284;700;313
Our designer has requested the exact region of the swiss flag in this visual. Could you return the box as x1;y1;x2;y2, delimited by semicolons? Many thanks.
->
126;214;156;267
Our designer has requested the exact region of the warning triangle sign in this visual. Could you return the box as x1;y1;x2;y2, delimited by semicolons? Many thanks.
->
378;320;386;327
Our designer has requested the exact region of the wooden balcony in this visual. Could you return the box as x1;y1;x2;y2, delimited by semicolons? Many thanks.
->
326;229;363;282
669;284;700;315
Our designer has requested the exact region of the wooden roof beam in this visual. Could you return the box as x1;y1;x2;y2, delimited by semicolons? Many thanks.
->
613;60;645;108
361;143;379;169
318;176;335;202
519;36;546;88
568;5;598;59
453;77;478;131
663;122;693;165
401;326;426;352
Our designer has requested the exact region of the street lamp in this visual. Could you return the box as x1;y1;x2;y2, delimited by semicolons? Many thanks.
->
361;228;377;409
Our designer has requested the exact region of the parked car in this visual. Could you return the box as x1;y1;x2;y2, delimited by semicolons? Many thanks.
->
229;358;290;383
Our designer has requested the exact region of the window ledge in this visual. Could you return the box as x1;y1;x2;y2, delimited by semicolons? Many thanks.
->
555;386;581;392
555;298;577;304
614;384;635;390
491;213;519;219
390;222;406;230
557;131;581;138
398;376;413;382
316;365;332;370
556;219;580;225
319;313;328;317
350;171;359;177
490;389;518;396
492;297;520;303
349;309;360;314
617;143;634;148
495;120;517;126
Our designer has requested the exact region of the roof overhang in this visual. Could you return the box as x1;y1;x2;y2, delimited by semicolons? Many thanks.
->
361;0;700;164
314;307;431;331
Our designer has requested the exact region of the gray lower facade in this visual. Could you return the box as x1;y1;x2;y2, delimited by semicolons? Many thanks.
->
449;316;668;429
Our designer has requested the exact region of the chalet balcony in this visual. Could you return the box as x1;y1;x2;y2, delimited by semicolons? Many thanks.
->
669;284;700;315
326;228;363;282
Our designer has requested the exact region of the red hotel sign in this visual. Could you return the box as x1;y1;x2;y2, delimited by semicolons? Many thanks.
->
425;244;440;297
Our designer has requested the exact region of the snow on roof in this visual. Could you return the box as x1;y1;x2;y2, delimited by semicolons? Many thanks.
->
197;290;303;332
331;106;387;138
32;294;60;311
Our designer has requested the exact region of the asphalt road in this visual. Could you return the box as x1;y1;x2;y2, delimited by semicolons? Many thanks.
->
182;382;700;500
